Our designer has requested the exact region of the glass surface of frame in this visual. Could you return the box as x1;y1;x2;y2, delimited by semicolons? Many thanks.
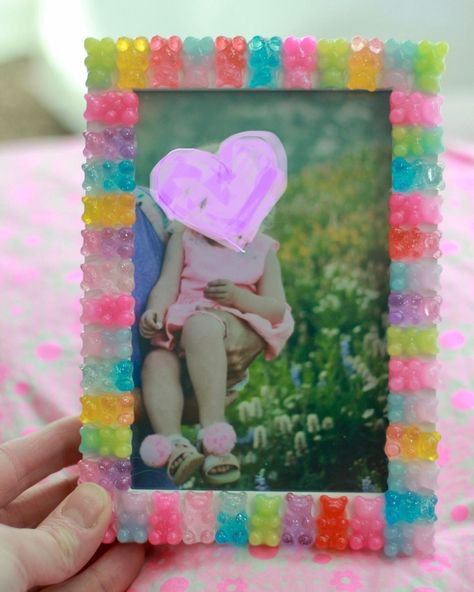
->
80;35;447;555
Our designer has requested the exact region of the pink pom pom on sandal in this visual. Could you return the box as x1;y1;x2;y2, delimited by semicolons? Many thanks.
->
199;422;241;486
140;434;204;486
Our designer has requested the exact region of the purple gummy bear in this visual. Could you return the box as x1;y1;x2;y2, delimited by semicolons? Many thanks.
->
388;293;441;326
281;492;315;546
81;228;134;259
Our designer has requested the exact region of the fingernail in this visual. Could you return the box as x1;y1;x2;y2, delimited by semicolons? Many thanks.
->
62;483;109;529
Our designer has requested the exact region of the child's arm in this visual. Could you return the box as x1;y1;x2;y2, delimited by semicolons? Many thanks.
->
139;232;184;338
204;250;286;325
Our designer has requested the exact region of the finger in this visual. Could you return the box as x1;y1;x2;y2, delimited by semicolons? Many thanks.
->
42;543;145;592
0;417;81;508
0;472;78;529
208;279;228;287
3;483;112;590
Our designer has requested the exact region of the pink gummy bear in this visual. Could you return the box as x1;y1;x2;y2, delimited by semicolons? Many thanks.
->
389;193;442;227
84;91;139;126
215;36;247;88
389;91;443;127
81;294;135;327
149;492;183;545
389;357;440;392
182;491;215;544
149;36;183;88
81;260;134;293
282;36;317;89
349;496;384;551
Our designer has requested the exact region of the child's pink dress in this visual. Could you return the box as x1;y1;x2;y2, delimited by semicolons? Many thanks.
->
151;228;295;360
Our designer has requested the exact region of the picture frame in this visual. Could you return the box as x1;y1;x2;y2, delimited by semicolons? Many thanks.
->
79;35;447;556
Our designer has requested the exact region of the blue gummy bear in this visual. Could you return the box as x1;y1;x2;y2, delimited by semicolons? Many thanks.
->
390;262;407;292
82;159;136;193
385;491;438;525
392;157;443;192
384;524;414;557
387;393;405;423
183;36;214;58
248;35;282;88
387;460;407;492
81;359;134;393
215;511;249;545
384;39;417;72
117;525;148;543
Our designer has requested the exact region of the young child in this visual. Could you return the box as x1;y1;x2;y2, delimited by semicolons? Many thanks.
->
139;133;294;486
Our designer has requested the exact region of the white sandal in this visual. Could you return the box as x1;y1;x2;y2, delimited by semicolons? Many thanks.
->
140;434;204;486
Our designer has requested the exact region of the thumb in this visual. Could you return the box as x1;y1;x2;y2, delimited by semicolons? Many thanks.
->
5;483;112;591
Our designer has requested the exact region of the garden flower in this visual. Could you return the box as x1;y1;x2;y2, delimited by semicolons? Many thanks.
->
362;409;374;419
250;397;263;418
307;414;320;433
253;425;268;449
238;401;252;423
255;470;269;491
260;385;271;398
274;414;292;434
294;431;307;455
243;451;257;465
284;450;296;466
290;363;302;387
322;417;334;430
291;414;300;426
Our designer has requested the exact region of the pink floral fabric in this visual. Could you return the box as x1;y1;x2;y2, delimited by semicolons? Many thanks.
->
0;137;473;591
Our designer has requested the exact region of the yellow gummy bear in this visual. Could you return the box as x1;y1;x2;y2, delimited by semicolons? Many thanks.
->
80;394;134;427
82;194;136;227
116;36;150;89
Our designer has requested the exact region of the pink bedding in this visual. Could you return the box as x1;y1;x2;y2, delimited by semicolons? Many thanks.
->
0;136;473;591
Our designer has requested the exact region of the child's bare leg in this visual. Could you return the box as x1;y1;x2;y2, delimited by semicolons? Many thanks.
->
180;313;227;427
141;348;183;435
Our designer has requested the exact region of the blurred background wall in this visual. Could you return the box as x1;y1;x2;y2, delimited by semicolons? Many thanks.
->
0;0;473;141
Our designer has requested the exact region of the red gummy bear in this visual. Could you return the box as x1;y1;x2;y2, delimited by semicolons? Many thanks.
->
389;227;441;260
215;36;247;88
315;495;349;550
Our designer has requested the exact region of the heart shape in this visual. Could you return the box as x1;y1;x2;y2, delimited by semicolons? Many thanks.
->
150;131;287;251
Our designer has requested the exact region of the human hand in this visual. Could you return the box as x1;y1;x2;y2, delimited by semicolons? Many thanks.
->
139;309;164;338
0;417;144;591
204;279;239;307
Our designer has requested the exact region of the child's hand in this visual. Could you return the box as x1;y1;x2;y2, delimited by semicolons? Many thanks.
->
204;279;238;307
139;310;164;338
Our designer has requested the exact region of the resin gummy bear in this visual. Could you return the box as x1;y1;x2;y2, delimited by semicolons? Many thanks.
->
215;492;249;545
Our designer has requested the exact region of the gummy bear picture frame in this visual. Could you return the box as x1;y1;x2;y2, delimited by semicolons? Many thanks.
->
80;35;447;556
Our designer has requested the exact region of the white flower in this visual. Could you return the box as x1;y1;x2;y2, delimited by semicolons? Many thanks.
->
243;451;257;465
294;431;307;454
274;414;292;435
307;413;320;433
322;417;334;430
251;397;263;419
253;425;268;449
238;401;252;423
362;409;375;419
260;385;271;398
291;414;300;426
